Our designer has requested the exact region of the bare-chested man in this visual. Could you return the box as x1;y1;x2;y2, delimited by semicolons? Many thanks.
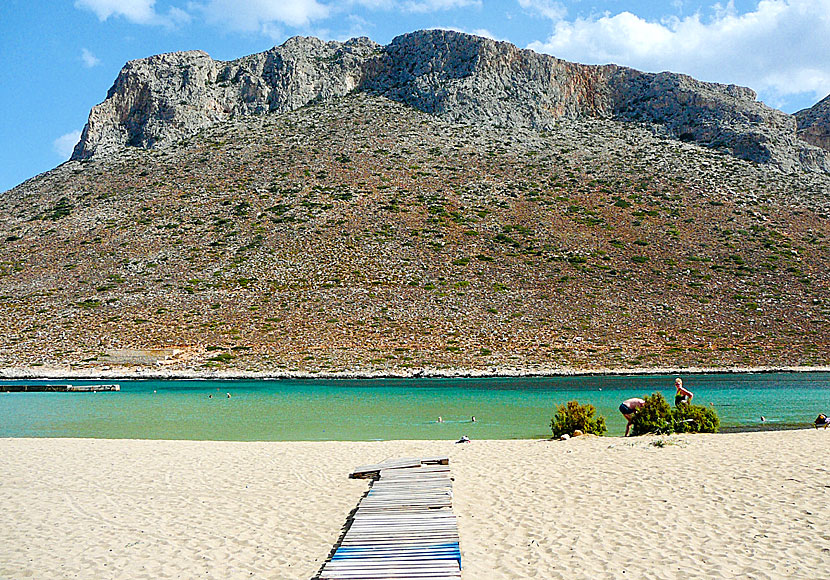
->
619;397;646;437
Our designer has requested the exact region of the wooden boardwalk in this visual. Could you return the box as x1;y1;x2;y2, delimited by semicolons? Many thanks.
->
319;457;461;579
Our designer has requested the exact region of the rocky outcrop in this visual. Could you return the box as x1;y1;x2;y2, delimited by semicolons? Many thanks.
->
796;94;830;152
72;29;830;174
361;30;618;125
72;37;378;159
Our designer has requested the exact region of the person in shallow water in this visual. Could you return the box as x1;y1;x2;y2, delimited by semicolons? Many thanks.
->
674;377;693;406
619;398;646;437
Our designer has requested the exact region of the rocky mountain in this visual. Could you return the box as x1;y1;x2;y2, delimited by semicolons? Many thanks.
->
73;30;830;175
3;91;830;374
796;94;830;151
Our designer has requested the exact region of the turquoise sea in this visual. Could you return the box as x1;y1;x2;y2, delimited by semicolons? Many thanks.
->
1;373;828;440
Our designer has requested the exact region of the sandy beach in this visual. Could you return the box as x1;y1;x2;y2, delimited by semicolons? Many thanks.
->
1;431;828;579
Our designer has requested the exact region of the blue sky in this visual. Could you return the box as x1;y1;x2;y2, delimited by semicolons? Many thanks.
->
2;0;829;192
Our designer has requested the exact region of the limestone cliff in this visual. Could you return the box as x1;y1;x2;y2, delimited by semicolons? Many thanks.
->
796;94;830;152
72;29;830;174
73;37;378;159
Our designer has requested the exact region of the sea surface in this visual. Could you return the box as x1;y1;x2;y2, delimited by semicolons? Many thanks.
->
1;373;828;440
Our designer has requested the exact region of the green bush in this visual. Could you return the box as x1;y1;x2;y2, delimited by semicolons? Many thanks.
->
551;400;607;438
630;393;673;436
672;404;720;433
630;392;720;435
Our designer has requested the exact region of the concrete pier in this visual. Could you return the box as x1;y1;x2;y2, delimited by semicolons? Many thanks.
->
1;384;120;392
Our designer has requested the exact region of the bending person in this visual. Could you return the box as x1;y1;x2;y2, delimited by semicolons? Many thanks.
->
620;397;646;437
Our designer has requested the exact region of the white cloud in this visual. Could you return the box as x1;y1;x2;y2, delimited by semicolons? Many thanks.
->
75;0;190;26
350;0;480;13
192;0;329;31
526;0;830;105
53;130;82;160
518;0;565;21
81;48;101;68
75;0;158;24
403;0;480;13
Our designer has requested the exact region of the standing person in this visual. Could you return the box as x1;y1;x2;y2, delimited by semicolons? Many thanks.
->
674;378;693;406
620;398;646;437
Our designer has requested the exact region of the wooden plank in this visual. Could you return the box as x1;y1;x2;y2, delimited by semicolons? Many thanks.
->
322;564;459;571
419;456;449;465
340;536;459;543
324;559;460;567
322;565;459;573
320;571;461;580
340;537;460;546
320;569;461;580
344;530;459;537
348;523;458;531
340;536;460;545
351;459;423;478
334;547;459;557
332;551;460;560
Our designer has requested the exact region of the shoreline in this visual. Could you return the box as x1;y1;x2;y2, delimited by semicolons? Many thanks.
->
2;363;829;381
0;423;818;440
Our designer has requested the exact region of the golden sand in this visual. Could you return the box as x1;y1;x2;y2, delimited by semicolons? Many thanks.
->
1;431;827;579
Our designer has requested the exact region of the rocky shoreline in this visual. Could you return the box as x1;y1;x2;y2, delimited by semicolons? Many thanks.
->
2;364;828;381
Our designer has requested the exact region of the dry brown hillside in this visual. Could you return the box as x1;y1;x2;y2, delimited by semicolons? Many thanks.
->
1;94;829;374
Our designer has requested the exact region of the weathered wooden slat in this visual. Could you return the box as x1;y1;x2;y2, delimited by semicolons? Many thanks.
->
324;559;460;567
320;569;461;580
333;547;459;557
340;539;460;547
348;524;458;531
320;571;461;580
340;537;459;544
348;526;458;533
349;520;457;528
322;563;460;571
332;551;460;561
352;513;456;520
323;565;460;572
341;533;459;540
341;535;460;544
334;545;459;554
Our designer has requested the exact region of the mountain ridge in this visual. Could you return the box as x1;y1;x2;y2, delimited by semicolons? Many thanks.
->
72;29;830;175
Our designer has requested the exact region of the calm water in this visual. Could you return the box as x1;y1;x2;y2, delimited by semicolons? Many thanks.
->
1;373;828;440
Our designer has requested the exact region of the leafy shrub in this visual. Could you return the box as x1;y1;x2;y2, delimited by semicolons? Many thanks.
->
630;393;673;436
551;400;607;438
631;392;720;435
672;404;720;433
